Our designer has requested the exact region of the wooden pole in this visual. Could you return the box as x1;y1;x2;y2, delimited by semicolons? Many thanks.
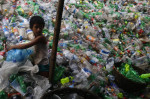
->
49;0;65;87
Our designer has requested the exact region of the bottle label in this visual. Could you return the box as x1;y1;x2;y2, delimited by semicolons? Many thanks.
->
3;27;9;33
83;68;92;77
86;35;96;42
65;5;69;10
101;49;110;54
26;29;33;34
13;28;18;33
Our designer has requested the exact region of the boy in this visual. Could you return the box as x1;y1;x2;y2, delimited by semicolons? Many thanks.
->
9;16;49;77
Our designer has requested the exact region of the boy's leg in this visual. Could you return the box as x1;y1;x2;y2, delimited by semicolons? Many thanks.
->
39;72;49;78
38;64;49;78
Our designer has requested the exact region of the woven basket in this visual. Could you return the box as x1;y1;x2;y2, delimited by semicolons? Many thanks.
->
112;62;149;92
40;87;101;99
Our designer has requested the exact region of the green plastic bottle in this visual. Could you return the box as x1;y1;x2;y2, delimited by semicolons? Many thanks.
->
54;66;65;84
0;91;8;99
140;73;150;79
118;43;124;52
17;76;27;93
104;38;111;44
9;74;17;82
117;93;123;98
34;5;39;14
10;15;16;23
75;4;86;8
0;45;3;51
61;76;74;85
16;6;24;16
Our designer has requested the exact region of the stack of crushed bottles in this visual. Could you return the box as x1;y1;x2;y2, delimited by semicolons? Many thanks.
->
0;0;149;98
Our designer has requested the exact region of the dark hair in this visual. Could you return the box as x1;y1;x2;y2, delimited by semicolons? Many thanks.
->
29;16;45;29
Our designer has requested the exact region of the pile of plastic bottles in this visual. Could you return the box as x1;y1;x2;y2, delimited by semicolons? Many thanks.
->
0;0;149;98
1;72;50;99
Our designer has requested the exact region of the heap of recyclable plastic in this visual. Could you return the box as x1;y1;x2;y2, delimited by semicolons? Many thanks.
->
0;0;150;98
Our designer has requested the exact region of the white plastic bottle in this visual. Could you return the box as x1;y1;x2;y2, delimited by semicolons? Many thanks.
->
26;29;34;40
106;57;114;72
2;25;9;37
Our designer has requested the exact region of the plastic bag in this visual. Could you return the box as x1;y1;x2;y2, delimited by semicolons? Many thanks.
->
19;65;39;74
0;64;18;91
0;59;38;91
6;49;33;63
32;75;51;99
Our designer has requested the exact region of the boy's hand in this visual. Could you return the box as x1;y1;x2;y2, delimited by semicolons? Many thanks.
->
8;46;15;51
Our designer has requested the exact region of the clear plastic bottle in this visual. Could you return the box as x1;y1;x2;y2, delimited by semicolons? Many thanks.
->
2;3;11;16
18;27;27;39
73;68;89;83
63;50;74;60
74;9;84;19
26;29;34;40
69;60;80;74
80;56;92;70
102;27;110;39
2;25;10;37
132;56;149;67
21;1;30;14
106;57;114;72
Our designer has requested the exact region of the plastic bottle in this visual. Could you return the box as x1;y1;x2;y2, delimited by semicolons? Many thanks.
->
140;73;150;79
18;27;27;39
107;74;115;81
17;76;27;93
74;9;84;19
63;50;75;60
37;0;51;9
133;56;149;67
61;76;74;85
69;60;80;74
2;3;11;16
73;68;88;83
2;25;10;37
34;5;39;15
26;29;34;40
90;56;99;65
80;56;92;70
100;49;110;61
22;1;30;14
0;91;8;99
54;66;65;84
13;26;19;36
106;57;114;72
9;5;15;16
16;6;25;16
85;1;95;9
17;16;29;28
86;35;96;42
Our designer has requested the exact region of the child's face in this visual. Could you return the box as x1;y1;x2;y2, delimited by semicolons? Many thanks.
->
32;24;44;37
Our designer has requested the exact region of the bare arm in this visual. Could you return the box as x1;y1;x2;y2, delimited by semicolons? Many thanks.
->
8;36;46;50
